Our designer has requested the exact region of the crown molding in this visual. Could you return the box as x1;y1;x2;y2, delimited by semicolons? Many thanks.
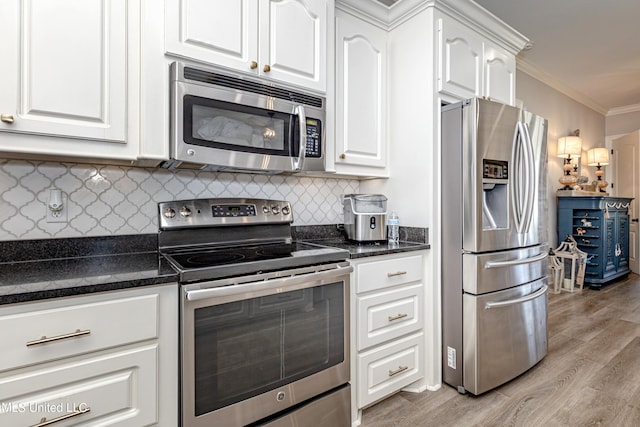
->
337;0;529;53
516;58;608;116
607;103;640;117
336;0;431;29
435;0;530;54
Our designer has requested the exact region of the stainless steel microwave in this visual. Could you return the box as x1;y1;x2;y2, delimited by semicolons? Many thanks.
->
164;62;326;173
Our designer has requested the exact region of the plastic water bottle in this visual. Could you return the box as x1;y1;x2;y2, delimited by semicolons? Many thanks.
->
388;211;399;243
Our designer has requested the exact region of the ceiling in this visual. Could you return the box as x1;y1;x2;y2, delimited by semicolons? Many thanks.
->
374;0;640;115
473;0;640;115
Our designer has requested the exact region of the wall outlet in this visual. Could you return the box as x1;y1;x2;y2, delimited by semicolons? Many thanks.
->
46;189;67;223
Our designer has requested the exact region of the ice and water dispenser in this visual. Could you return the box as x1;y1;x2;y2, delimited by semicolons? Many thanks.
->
482;159;509;230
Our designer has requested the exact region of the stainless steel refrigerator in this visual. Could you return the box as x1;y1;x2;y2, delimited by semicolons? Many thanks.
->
441;98;549;395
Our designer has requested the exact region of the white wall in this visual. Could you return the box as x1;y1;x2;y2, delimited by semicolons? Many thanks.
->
515;70;607;247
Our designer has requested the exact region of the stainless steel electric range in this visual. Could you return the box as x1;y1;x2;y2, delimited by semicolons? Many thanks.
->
158;198;352;427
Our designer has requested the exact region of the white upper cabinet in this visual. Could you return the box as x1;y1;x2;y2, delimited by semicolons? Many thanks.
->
334;9;388;176
0;0;127;145
165;0;328;93
164;0;259;74
438;17;482;100
482;42;516;106
437;14;516;105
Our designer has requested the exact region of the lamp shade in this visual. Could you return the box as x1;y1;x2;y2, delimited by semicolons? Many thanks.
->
557;136;582;158
586;147;609;166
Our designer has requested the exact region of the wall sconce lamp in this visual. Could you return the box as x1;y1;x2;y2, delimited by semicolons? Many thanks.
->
586;147;609;192
557;130;582;190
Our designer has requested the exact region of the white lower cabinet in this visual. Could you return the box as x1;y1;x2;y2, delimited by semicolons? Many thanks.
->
0;284;178;426
0;345;157;426
357;333;424;407
350;252;426;425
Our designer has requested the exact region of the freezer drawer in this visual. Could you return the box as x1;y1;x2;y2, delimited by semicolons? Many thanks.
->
462;279;547;395
462;245;548;294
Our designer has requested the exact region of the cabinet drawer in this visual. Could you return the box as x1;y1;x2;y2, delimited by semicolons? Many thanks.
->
356;254;423;293
357;283;424;351
0;293;158;372
0;345;157;426
357;333;424;407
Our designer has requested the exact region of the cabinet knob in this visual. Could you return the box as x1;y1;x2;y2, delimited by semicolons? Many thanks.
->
1;114;14;124
632;218;639;223
250;61;258;70
263;64;271;73
339;153;346;159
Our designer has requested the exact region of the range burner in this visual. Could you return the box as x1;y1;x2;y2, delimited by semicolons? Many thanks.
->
158;198;349;283
167;243;297;270
177;251;247;268
163;242;346;282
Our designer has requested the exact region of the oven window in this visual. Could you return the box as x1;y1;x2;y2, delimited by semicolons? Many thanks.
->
193;282;344;416
184;96;296;156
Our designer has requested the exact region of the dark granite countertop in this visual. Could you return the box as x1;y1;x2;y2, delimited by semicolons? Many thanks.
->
306;238;430;259
0;235;178;306
0;225;430;305
292;224;431;259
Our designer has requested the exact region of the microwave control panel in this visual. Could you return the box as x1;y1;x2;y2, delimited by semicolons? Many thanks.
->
305;118;322;158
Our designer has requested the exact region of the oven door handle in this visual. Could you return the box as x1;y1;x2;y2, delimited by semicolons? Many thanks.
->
184;264;353;302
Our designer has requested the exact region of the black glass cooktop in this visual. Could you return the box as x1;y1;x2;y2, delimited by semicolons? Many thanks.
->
163;241;349;282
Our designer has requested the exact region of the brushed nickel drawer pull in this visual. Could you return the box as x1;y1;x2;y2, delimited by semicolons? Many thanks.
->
31;406;91;427
26;329;91;347
388;313;408;322
388;365;409;377
387;271;407;278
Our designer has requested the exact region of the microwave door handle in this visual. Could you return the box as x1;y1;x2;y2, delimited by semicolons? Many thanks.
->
293;105;307;171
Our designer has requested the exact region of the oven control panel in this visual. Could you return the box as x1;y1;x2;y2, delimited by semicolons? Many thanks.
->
159;198;293;229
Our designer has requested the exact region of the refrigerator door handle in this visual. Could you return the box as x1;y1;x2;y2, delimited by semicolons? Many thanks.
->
511;125;523;233
484;284;548;309
520;121;536;234
484;251;548;269
512;121;536;243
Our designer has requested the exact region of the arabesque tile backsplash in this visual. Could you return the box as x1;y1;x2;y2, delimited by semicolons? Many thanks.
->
0;160;359;241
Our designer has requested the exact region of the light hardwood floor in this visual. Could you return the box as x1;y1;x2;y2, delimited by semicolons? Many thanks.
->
361;274;640;426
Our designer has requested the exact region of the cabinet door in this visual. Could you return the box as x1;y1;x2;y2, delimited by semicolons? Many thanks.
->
0;345;158;426
604;217;618;277
334;10;387;172
357;283;423;351
164;0;259;74
259;0;327;92
616;212;630;271
0;0;126;142
437;17;482;100
483;42;515;106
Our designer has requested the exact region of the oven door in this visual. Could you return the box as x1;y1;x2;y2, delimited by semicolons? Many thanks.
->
181;264;352;427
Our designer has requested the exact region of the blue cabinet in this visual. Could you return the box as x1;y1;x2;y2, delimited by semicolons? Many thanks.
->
557;196;632;289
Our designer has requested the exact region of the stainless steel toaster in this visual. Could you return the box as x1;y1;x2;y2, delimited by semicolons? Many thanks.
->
343;194;388;242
